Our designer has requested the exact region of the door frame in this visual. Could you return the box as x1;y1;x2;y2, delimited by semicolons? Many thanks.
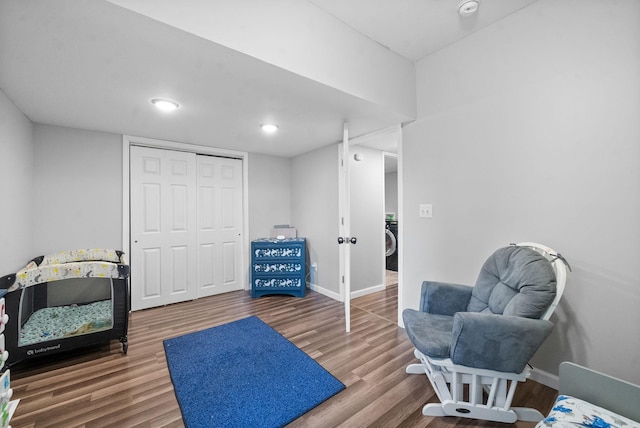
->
122;135;250;292
339;125;404;327
396;128;404;326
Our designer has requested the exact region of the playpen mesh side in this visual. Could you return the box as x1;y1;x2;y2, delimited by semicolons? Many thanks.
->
18;277;115;346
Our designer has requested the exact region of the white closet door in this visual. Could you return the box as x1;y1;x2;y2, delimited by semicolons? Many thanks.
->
130;146;197;310
196;155;244;297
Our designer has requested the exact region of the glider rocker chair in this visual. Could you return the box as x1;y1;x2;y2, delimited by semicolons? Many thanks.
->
403;242;569;423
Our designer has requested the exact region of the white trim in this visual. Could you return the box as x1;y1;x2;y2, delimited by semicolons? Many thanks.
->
242;155;250;289
121;135;251;294
308;282;342;301
351;283;385;299
122;138;130;263
123;134;247;159
530;367;560;390
307;282;385;302
396;127;404;327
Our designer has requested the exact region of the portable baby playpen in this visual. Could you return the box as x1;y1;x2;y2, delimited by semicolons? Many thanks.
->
0;249;130;366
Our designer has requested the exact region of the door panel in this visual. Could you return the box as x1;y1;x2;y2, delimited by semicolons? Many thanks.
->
199;243;215;287
131;146;197;310
171;185;188;230
221;187;235;226
222;242;237;283
142;184;160;232
338;124;352;332
170;245;189;293
196;155;243;297
142;248;161;297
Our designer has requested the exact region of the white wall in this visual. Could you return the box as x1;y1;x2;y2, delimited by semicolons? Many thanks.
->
402;0;640;383
32;124;123;254
0;89;34;272
31;125;293;265
247;153;291;241
385;171;398;217
290;144;340;297
350;146;384;294
289;142;387;298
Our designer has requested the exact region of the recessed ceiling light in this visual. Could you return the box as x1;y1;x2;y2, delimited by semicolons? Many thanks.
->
151;98;180;112
458;0;479;16
261;124;279;133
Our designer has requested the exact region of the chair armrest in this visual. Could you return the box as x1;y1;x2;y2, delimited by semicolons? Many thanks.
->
450;312;553;373
420;281;473;315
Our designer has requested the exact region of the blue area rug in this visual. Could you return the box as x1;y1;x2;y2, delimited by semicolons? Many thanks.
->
163;316;345;428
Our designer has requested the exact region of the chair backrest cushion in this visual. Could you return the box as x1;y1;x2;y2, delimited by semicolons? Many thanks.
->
467;246;556;318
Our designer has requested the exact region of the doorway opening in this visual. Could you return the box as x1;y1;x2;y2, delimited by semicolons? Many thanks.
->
346;127;401;326
383;153;399;323
384;153;399;282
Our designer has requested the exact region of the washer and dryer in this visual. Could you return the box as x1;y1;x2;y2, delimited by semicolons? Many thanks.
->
385;220;398;271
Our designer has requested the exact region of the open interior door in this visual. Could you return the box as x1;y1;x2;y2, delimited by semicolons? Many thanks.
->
338;123;352;332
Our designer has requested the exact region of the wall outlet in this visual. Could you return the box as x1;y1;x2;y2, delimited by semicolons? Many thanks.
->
419;204;433;218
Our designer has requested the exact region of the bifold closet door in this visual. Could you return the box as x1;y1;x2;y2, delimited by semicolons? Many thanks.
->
130;146;245;311
130;146;198;310
196;155;243;298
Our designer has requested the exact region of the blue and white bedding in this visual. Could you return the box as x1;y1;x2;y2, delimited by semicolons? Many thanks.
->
537;395;640;428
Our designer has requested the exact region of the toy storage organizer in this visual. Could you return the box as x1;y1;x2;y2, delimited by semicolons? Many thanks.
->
0;292;19;428
0;249;130;367
251;238;307;298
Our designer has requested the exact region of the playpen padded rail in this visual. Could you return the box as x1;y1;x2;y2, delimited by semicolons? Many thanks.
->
0;249;129;292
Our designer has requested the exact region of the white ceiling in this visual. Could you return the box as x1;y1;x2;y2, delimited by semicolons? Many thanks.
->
309;0;538;61
0;0;538;157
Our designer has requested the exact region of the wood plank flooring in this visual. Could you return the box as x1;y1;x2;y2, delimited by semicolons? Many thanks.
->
9;284;557;427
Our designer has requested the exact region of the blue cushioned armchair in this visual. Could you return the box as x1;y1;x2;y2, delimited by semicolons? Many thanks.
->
403;242;569;423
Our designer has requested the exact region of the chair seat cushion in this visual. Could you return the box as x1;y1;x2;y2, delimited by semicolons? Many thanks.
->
402;309;454;358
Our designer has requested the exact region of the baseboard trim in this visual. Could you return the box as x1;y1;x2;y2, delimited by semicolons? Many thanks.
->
531;367;559;390
308;283;341;301
350;283;385;299
307;283;388;301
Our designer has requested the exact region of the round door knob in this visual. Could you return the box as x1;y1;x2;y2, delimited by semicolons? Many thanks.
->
337;237;345;244
350;237;357;245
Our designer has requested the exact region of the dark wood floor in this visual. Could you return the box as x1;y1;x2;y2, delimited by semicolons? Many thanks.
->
9;283;557;427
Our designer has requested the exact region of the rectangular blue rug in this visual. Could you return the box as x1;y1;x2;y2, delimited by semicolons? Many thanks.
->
163;316;345;428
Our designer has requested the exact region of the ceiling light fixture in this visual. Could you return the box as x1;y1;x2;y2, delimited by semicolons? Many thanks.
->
458;0;479;16
261;124;279;134
151;98;180;112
